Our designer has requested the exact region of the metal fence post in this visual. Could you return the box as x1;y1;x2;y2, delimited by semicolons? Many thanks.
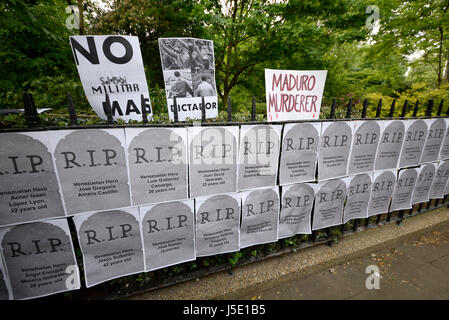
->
23;92;40;128
67;92;78;126
104;93;114;124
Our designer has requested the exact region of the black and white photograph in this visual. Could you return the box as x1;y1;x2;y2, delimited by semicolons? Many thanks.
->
158;38;218;121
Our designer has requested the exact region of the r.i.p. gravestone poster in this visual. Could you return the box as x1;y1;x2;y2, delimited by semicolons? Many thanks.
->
279;122;321;185
195;193;240;257
343;173;372;224
398;120;428;168
312;178;348;230
0;219;80;300
159;38;218;121
390;168;418;211
348;121;380;174
411;163;436;204
0;132;65;227
278;183;318;239
429;161;449;199
421;118;446;163
265;69;327;122
188;126;238;197
374;120;405;170
0;255;11;300
139;200;195;272
318;121;353;181
73;207;144;287
439;119;449;160
237;125;282;190
125;127;188;205
240;187;280;248
368;170;397;217
70;35;152;122
49;129;131;215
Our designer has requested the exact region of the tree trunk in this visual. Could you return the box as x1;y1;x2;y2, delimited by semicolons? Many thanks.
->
444;49;449;83
77;0;84;35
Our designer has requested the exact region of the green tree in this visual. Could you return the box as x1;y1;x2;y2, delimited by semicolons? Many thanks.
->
372;0;449;87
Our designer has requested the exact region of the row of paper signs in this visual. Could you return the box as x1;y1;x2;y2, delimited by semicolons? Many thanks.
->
1;118;449;227
1;161;449;299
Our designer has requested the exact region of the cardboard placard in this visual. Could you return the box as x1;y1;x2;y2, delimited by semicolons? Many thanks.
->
265;69;327;122
390;168;418;211
374;120;405;170
195;193;240;257
237;125;282;190
368;170;397;217
411;163;436;204
0;219;80;299
429;161;449;199
73;207;145;288
70;35;152;122
348;121;380;174
279;122;320;185
125;127;188;205
439;119;449;160
240;187;280;248
278;183;318;239
139;200;195;272
343;173;373;223
421;118;446;163
398;120;428;168
49;129;131;215
312;178;348;230
318;121;354;181
0;132;65;227
159;38;218;121
188;126;239;197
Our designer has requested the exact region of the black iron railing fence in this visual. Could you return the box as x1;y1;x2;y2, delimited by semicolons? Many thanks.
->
1;92;448;300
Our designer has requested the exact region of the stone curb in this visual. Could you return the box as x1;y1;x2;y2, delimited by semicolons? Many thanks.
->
127;207;449;300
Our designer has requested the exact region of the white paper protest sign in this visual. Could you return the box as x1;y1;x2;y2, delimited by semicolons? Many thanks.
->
0;132;65;227
312;178;348;230
237;125;282;190
240;187;279;248
318;121;354;181
73;207;144;288
343;173;373;223
125;127;188;205
439;119;449;160
265;69;327;122
159;38;218;121
279;123;320;185
188;126;238;197
49;129;131;215
195;193;240;257
391;168;418;211
375;120;405;170
412;163;436;204
0;256;11;300
429;161;449;199
0;219;80;299
70;35;152;122
279;183;317;239
139;200;195;272
443;173;449;195
421;119;446;163
398;120;428;168
348;121;380;174
368;170;397;217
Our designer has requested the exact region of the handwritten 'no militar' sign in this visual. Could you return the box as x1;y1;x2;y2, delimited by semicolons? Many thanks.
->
70;35;152;122
265;69;327;122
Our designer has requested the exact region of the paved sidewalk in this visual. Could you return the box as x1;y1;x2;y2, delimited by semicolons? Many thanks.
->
228;228;449;300
129;207;449;300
